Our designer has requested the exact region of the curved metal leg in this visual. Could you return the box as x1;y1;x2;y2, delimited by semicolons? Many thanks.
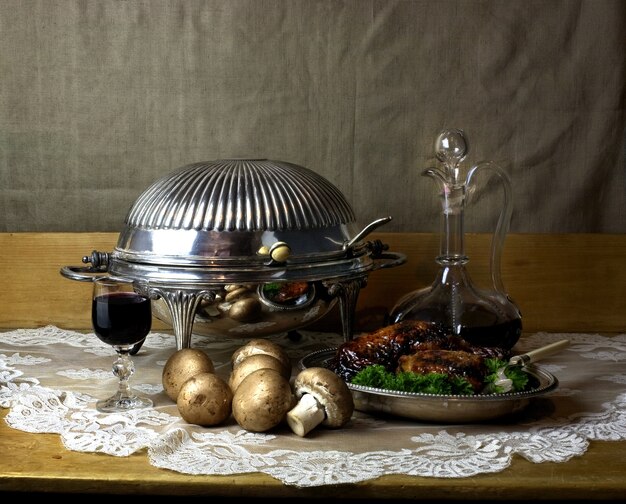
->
325;277;367;342
148;288;215;350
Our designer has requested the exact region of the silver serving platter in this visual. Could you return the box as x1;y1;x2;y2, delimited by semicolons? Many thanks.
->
298;348;559;423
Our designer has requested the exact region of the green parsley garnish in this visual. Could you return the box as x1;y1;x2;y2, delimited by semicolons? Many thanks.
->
483;358;530;393
351;364;475;395
262;282;281;298
350;358;531;395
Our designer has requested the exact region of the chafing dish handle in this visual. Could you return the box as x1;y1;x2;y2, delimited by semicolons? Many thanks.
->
59;250;110;282
364;239;406;270
371;251;407;270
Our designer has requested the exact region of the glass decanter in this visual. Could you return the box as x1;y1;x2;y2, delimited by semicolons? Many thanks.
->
388;128;522;349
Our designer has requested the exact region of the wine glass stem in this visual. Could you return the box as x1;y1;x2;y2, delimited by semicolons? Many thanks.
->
112;352;135;399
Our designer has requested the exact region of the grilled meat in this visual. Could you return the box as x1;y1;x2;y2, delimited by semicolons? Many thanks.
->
329;320;448;381
443;335;510;361
397;350;487;392
269;282;310;303
329;320;510;383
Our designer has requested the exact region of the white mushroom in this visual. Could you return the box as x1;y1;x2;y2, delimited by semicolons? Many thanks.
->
162;348;215;401
286;367;354;437
232;368;294;432
176;372;233;426
228;353;291;393
230;338;291;377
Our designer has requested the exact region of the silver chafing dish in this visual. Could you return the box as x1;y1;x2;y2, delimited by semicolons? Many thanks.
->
61;158;405;350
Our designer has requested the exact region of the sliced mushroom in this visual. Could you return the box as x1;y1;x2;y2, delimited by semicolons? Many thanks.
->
230;338;291;377
231;368;294;432
286;367;354;437
176;372;233;426
228;353;291;393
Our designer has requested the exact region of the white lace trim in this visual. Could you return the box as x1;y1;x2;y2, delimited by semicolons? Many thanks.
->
1;326;625;487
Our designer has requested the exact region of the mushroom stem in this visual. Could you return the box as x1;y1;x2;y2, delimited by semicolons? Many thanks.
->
286;393;326;437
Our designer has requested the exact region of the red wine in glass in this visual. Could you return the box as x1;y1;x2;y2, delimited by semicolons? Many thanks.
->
91;277;153;413
92;292;151;347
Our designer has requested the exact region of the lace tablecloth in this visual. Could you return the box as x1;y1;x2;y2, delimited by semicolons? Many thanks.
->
1;326;625;488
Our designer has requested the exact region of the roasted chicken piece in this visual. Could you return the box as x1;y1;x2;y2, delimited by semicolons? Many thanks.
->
263;282;310;304
328;320;448;382
329;320;510;382
397;350;487;393
273;282;309;303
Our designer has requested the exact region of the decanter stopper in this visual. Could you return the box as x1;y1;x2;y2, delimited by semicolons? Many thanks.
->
434;128;468;184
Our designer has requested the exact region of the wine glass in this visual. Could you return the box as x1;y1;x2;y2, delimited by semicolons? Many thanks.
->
91;276;153;412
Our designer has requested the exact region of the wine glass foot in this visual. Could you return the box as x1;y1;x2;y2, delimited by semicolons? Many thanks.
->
129;338;146;356
96;393;153;413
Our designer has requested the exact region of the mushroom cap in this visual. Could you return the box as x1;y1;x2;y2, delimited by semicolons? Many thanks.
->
293;367;354;428
162;348;215;401
176;372;233;426
232;368;294;432
230;338;291;377
229;353;291;392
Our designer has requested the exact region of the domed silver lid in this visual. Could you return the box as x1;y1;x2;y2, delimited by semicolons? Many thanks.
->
111;159;389;278
125;158;355;232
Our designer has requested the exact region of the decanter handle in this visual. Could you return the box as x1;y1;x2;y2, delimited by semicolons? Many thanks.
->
465;161;513;295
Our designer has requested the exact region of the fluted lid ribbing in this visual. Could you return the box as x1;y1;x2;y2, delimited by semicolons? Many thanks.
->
125;159;355;232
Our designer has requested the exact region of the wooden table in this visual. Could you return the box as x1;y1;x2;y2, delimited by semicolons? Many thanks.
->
1;232;625;499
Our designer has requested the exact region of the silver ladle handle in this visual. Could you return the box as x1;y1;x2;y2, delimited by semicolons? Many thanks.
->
508;339;570;366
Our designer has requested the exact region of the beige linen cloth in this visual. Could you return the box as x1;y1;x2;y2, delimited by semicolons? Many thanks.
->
0;0;624;234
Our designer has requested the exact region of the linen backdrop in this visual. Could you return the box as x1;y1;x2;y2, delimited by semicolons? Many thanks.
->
1;0;624;234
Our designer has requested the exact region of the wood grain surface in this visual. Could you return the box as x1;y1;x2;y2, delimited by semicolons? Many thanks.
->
1;232;624;333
